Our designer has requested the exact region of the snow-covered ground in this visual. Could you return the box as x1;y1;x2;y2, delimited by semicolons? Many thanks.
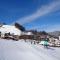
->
0;39;60;60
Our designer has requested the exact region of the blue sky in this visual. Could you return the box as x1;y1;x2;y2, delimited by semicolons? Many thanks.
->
0;0;60;32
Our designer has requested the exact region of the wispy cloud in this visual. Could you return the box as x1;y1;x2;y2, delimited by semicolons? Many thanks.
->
13;0;60;25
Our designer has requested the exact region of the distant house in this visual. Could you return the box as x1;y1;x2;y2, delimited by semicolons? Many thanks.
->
0;25;22;38
19;31;33;39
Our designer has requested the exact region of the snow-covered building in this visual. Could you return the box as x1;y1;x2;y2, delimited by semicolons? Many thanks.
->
22;31;33;35
0;25;22;37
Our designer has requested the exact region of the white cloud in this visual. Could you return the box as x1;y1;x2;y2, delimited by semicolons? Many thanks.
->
12;0;60;25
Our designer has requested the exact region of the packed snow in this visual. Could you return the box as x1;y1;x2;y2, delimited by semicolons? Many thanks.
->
0;39;60;60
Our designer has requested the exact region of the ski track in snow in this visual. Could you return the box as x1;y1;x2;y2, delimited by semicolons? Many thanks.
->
0;39;60;60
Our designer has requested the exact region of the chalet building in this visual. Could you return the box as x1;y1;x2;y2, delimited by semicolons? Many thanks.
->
0;25;22;39
19;31;34;39
48;36;60;47
19;31;49;40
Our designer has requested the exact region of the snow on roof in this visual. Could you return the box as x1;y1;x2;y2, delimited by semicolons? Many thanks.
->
22;31;33;35
0;25;22;35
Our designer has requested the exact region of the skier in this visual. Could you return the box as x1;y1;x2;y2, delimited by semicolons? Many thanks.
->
44;39;49;48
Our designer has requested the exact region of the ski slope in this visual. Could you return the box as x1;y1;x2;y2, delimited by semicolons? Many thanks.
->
0;39;60;60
